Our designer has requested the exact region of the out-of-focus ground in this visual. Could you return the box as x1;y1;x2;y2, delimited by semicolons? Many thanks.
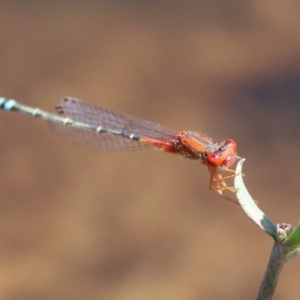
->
0;1;300;299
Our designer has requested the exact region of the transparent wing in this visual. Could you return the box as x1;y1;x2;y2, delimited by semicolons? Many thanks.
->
48;97;179;150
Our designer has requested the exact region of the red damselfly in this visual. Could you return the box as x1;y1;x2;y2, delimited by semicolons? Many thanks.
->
0;96;240;202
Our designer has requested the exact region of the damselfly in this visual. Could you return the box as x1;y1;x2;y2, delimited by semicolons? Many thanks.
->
0;97;240;202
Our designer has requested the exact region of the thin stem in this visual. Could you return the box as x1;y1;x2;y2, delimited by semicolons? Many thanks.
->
234;159;277;238
257;242;292;300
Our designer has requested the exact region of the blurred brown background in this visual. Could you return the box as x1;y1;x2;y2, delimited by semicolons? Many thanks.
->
0;1;300;299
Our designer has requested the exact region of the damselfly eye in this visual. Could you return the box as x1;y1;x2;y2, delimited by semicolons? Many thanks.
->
223;155;235;167
207;153;223;167
226;139;237;153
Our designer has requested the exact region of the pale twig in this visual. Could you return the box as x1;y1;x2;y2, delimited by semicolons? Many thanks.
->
234;159;300;300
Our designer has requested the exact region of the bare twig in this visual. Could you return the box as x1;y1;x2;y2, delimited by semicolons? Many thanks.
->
234;159;277;238
234;159;300;300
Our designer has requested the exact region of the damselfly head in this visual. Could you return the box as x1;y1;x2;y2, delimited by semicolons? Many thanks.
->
207;139;237;167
